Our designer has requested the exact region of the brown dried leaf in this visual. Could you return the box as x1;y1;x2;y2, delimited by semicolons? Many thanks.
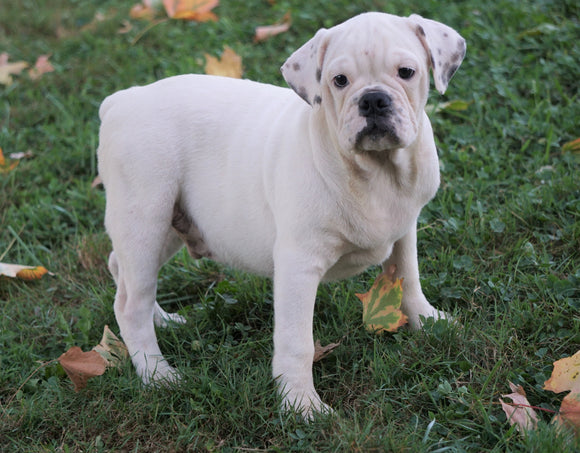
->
313;340;340;363
58;347;107;392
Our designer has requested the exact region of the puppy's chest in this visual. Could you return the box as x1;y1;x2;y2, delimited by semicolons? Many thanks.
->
328;191;420;275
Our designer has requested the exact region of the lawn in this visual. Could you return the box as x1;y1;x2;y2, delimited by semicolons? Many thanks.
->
1;0;579;451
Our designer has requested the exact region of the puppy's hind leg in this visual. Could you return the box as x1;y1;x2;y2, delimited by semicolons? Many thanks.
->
106;207;181;385
108;233;186;329
153;230;187;327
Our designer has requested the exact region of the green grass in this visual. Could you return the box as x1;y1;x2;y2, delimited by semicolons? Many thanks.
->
1;0;579;450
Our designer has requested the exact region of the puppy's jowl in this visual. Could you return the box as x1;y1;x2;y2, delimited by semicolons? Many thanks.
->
98;12;465;417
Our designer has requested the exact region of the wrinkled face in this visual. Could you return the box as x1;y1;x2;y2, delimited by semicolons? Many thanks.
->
281;13;466;154
320;22;429;152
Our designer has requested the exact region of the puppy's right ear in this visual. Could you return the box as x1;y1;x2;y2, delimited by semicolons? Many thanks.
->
281;28;329;106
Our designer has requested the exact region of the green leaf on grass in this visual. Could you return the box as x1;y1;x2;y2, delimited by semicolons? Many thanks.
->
356;266;408;334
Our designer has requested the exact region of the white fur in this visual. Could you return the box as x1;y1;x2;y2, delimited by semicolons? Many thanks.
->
97;12;465;418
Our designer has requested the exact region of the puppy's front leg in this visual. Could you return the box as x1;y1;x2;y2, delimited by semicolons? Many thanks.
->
272;247;330;418
383;221;448;329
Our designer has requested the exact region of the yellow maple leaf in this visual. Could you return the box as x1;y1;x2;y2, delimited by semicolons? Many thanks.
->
204;46;242;79
163;0;218;21
544;350;580;435
355;266;408;333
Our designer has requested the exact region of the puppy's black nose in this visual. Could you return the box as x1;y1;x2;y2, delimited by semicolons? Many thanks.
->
359;91;392;118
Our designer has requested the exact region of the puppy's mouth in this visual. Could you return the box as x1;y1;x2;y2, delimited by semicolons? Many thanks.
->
355;120;400;152
354;91;401;152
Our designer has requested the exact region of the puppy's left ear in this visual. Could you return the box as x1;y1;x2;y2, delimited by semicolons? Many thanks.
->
409;14;466;94
281;28;329;106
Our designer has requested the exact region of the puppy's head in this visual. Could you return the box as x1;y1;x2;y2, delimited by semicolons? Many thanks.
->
281;12;466;153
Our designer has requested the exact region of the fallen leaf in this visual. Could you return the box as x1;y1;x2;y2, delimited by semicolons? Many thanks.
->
118;20;134;34
28;55;55;80
58;347;107;392
204;46;242;78
9;150;34;160
0;53;28;86
562;138;580;154
544;350;580;395
500;381;539;432
93;325;129;368
552;392;580;436
254;12;292;42
0;262;50;280
355;265;408;333
426;99;471;115
130;2;158;20
91;175;103;188
58;326;128;391
544;350;580;434
0;147;19;173
313;340;340;363
163;0;219;21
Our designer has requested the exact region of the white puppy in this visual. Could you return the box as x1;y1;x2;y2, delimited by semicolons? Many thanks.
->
97;12;466;417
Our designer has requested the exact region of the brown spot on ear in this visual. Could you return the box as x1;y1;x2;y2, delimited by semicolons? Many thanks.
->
313;95;322;105
416;25;426;37
316;68;321;82
293;62;300;71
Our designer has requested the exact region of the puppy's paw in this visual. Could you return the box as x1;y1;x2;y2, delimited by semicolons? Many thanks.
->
135;356;181;386
279;385;334;421
153;302;187;328
406;306;450;330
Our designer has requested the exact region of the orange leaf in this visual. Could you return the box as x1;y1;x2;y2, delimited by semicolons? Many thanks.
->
563;138;580;154
499;381;539;432
0;52;28;86
552;392;580;436
355;265;408;333
28;55;55;80
58;347;107;391
0;147;19;173
204;46;242;79
163;0;218;21
0;262;51;280
254;12;292;42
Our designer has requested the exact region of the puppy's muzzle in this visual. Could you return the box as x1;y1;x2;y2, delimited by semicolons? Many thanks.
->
356;91;400;149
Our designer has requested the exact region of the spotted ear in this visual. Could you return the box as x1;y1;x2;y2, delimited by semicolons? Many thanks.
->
281;28;329;106
409;14;466;94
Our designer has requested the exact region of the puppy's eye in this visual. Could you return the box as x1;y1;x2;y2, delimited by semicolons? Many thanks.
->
398;67;416;80
333;74;349;88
